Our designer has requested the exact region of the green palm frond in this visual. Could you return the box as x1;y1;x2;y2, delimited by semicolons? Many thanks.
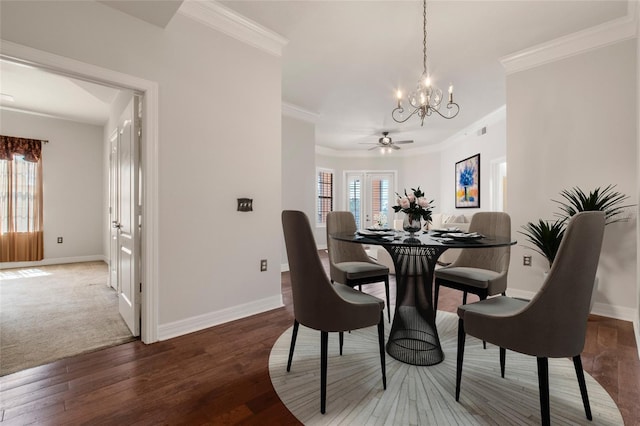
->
553;184;632;225
518;218;567;268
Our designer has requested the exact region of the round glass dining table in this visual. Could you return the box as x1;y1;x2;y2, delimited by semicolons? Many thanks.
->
330;230;516;366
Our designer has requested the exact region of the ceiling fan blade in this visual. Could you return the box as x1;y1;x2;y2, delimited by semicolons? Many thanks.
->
393;140;414;144
358;142;378;145
391;144;401;150
368;146;381;151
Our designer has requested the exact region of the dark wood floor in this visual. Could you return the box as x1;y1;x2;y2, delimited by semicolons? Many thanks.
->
1;252;638;425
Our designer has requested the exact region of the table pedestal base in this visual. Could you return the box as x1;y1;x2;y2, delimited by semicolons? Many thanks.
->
386;305;443;365
384;244;447;366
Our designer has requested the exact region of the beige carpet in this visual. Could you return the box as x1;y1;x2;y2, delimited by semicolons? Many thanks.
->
0;262;134;376
269;311;622;425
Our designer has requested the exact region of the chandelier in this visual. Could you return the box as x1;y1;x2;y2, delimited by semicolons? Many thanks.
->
392;0;459;126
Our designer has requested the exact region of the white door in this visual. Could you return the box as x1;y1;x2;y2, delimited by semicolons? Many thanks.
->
346;171;395;228
365;173;394;228
115;96;141;336
108;130;118;290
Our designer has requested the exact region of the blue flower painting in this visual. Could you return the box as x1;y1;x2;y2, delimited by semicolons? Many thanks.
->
455;154;480;208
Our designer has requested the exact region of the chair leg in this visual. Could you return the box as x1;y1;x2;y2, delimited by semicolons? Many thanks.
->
320;331;328;414
480;294;487;350
433;281;440;317
573;355;592;420
537;357;551;426
462;291;468;305
455;318;466;401
286;320;299;372
384;277;391;323
500;347;506;378
377;312;387;389
339;332;344;356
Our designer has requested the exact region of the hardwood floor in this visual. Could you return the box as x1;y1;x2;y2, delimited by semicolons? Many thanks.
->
1;252;638;425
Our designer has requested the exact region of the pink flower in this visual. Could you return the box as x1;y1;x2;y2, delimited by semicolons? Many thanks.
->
407;193;415;203
399;197;411;209
418;197;430;208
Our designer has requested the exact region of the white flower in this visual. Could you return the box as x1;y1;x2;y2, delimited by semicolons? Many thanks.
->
399;197;411;209
407;193;415;203
418;197;430;208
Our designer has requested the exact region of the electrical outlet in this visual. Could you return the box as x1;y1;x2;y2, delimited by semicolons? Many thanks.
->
57;237;63;244
260;259;267;272
523;255;532;266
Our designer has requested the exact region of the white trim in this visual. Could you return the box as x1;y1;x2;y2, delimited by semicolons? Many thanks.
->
0;105;105;126
0;255;106;270
0;40;160;344
158;295;283;341
282;102;319;123
507;289;637;322
177;0;288;57
281;262;289;273
500;10;637;75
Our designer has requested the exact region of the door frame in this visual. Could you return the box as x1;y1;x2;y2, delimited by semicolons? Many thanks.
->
1;41;159;343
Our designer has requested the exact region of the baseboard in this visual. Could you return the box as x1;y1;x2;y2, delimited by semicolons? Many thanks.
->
635;318;640;360
0;255;107;270
157;295;284;341
506;288;637;323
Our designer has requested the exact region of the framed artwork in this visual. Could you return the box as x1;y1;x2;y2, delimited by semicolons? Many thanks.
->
455;153;480;208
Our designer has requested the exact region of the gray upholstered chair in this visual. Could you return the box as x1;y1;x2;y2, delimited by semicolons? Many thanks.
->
434;212;511;314
455;211;605;426
326;211;391;322
282;210;386;414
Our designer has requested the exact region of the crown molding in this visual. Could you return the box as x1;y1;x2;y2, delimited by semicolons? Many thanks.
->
500;8;637;74
315;105;507;158
178;0;288;57
282;102;319;123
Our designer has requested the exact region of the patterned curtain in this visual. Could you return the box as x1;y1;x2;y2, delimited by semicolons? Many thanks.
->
0;135;45;262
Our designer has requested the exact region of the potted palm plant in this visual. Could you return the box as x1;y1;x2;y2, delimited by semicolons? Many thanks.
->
520;185;632;269
519;218;567;269
553;184;632;224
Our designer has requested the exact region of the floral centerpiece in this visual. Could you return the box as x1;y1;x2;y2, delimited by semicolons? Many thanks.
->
392;186;434;236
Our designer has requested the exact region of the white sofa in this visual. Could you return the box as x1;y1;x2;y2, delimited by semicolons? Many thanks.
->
369;212;475;273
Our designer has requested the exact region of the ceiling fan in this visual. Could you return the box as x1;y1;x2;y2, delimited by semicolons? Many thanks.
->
359;131;414;151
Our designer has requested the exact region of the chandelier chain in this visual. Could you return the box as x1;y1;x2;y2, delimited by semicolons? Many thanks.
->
422;0;427;76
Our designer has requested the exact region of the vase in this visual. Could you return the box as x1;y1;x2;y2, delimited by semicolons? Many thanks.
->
403;214;422;237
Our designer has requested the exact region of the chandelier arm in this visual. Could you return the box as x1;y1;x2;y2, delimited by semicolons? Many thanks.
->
429;102;460;119
392;106;422;124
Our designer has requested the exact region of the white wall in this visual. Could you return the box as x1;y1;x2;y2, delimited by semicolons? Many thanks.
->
507;39;638;318
438;109;506;214
0;110;104;264
282;115;316;265
0;1;282;332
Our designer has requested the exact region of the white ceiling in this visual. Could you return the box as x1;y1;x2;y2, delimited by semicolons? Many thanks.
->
218;0;629;152
0;1;630;148
0;60;122;126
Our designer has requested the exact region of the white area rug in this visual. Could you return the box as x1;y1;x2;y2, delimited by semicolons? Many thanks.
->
269;312;622;425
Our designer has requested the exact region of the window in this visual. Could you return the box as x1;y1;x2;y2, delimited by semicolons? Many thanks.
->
0;136;44;262
316;168;333;225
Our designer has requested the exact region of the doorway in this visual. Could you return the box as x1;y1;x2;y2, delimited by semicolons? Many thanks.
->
345;171;397;229
0;41;158;343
